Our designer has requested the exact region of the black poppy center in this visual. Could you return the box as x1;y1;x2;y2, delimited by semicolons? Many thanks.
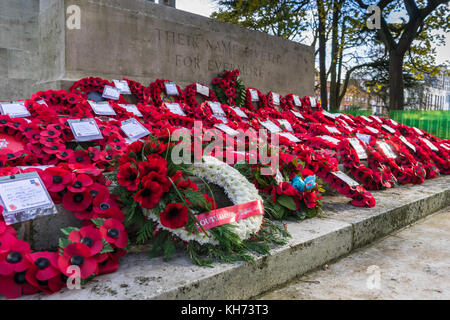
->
167;207;180;219
7;252;23;264
76;156;84;163
46;138;54;142
61;152;68;157
51;145;58;150
129;173;137;181
0;120;7;124
14;272;26;285
88;152;95;158
107;228;120;238
73;181;82;189
90;190;99;198
53;176;63;184
34;257;50;269
81;237;94;247
99;202;110;211
105;155;112;160
7;154;14;159
73;194;84;203
70;255;84;266
48;130;55;135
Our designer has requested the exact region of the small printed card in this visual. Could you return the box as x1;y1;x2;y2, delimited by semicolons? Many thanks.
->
214;123;239;136
421;138;439;152
119;104;143;117
272;92;280;105
121;118;150;141
113;80;132;95
291;110;305;119
361;116;373;123
413;127;424;136
377;141;396;158
325;125;341;135
382;124;396;134
165;82;179;96
440;143;450;151
196;83;210;96
320;135;340;145
208;101;225;116
68;118;103;142
166;103;186;116
293;95;302;106
232;107;248;119
279;132;300;143
390;119;398;126
348;138;367;160
275;170;284;184
372;115;383;124
356;133;371;144
322;110;336;119
88;101;117;116
332;171;359;187
310;97;317;108
399;135;416;152
278;119;293;132
102;85;121;100
0;101;31;118
0;172;57;225
260;120;282;133
249;89;259;101
36;100;48;106
366;126;379;134
212;114;229;124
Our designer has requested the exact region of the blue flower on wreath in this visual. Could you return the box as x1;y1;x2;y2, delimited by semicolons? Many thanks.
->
304;175;316;191
290;176;305;193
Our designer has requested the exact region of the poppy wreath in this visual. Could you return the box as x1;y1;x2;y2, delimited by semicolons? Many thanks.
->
211;69;246;108
301;96;322;113
122;78;152;105
149;79;186;107
283;94;303;112
69;77;128;104
266;91;285;112
292;144;376;207
0;165;128;299
113;136;288;266
244;87;269;112
234;151;323;221
183;83;219;110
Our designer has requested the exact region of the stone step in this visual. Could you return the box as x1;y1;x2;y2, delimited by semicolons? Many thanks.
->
20;174;450;300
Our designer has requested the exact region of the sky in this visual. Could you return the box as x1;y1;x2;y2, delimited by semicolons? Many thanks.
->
175;0;449;66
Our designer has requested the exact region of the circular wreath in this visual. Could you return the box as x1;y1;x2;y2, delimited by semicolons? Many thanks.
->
183;83;219;110
149;79;185;107
0;165;128;299
244;87;268;112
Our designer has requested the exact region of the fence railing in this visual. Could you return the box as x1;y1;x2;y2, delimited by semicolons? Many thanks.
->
330;110;450;139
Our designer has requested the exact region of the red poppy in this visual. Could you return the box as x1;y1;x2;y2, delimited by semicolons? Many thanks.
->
68;226;104;256
67;173;93;193
87;183;109;203
117;162;140;191
68;150;92;166
58;243;98;279
138;154;168;177
0;239;30;276
62;190;93;212
133;174;167;209
100;219;128;248
41;167;73;192
160;203;189;229
0;271;39;299
24;252;63;295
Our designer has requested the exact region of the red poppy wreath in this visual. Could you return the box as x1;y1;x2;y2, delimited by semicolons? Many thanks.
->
0;165;128;299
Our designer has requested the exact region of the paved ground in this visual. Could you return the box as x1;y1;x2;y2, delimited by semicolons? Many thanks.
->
258;207;450;300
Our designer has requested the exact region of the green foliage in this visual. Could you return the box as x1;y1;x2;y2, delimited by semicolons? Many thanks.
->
100;239;115;254
276;194;297;211
91;218;106;227
60;227;79;236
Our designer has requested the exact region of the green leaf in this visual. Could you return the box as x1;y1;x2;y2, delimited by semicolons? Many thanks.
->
100;239;114;254
162;240;176;261
91;218;106;227
276;195;297;211
60;227;79;236
58;238;74;250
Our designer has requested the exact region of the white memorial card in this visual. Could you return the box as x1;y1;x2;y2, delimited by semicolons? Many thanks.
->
361;116;373;123
0;101;31;118
102;85;121;100
260;120;282;133
332;171;359;187
279;132;300;143
0;172;57;225
121;118;150;141
399;135;416;152
278;119;293;132
377;141;396;158
381;124;395;134
88;101;117;116
366;126;379;134
214;124;239;137
272;92;280;105
232;107;248;118
326;125;341;135
249;89;259;101
356;133;371;144
293;95;302;107
212;115;229;124
291;110;305;120
113;80;132;95
413;127;424;136
165;82;179;96
320;135;340;145
68;118;103;142
322;110;336;119
208;101;225;116
119;104;143;117
310;97;317;108
196;83;210;96
166;103;186;116
348;138;367;160
422;138;439;152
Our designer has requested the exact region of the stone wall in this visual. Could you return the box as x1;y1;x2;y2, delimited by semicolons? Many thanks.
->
1;0;314;101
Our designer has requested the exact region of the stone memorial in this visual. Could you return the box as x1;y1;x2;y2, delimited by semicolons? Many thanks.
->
1;0;314;101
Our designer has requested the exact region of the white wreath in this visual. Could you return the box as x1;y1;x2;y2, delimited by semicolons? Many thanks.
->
143;156;264;245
